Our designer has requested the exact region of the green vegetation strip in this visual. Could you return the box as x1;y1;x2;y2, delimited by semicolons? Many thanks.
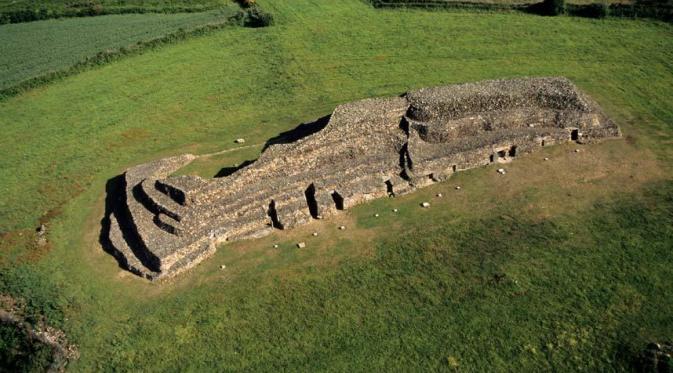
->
370;0;673;21
0;0;230;24
0;8;239;99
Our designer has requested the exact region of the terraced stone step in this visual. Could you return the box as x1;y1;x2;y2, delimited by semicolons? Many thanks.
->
226;225;274;242
156;175;209;205
214;207;272;241
196;165;384;225
126;177;189;270
272;193;313;229
155;213;182;235
139;179;184;221
201;161;395;220
326;175;390;209
108;212;158;279
159;239;216;280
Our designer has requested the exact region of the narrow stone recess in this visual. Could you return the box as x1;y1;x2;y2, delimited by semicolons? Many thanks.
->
268;200;281;229
305;184;320;219
331;191;345;211
385;179;394;196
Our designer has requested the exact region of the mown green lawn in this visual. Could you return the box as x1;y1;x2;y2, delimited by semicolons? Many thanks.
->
0;7;238;92
0;0;672;370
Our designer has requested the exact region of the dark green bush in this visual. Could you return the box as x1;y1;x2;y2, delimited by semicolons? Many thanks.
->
0;324;53;372
581;2;609;18
237;0;257;8
544;0;565;15
566;2;612;18
234;6;274;28
0;4;221;24
0;267;67;327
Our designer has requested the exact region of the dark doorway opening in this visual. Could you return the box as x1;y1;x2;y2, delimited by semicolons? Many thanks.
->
331;191;344;210
508;146;517;157
268;200;282;229
571;129;579;141
305;184;319;219
385;180;394;196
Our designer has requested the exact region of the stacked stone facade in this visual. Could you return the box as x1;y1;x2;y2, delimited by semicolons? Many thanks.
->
104;77;620;280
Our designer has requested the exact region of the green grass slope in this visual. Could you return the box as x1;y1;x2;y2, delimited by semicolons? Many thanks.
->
0;8;237;93
0;0;672;370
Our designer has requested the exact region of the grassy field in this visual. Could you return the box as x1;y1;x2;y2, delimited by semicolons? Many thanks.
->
1;0;672;370
0;7;238;92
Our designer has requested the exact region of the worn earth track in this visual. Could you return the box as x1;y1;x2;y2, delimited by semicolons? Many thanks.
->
102;77;620;280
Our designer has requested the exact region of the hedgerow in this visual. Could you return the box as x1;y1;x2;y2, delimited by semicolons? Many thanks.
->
0;4;220;25
369;0;672;21
232;6;274;27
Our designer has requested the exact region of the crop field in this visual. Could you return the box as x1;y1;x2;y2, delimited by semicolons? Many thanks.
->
0;0;229;13
1;0;672;370
0;8;238;92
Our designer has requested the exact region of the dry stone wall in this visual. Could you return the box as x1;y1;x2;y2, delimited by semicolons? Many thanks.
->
104;77;620;280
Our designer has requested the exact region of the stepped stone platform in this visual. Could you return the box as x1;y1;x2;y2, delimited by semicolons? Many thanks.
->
103;77;620;280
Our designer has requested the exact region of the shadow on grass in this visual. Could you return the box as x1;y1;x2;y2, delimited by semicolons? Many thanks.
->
209;114;332;178
98;174;159;274
215;159;256;178
98;175;126;271
262;114;331;151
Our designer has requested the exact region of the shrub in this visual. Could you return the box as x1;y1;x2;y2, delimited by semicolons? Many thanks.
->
583;2;609;18
237;0;257;8
234;6;274;28
0;323;53;372
566;2;610;18
88;4;105;16
544;0;566;15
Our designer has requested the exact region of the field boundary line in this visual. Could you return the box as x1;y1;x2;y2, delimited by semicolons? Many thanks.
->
0;17;238;102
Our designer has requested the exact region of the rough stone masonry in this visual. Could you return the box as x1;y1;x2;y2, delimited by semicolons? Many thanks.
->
104;77;620;280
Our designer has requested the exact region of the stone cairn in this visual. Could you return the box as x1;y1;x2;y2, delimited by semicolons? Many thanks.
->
104;77;620;280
